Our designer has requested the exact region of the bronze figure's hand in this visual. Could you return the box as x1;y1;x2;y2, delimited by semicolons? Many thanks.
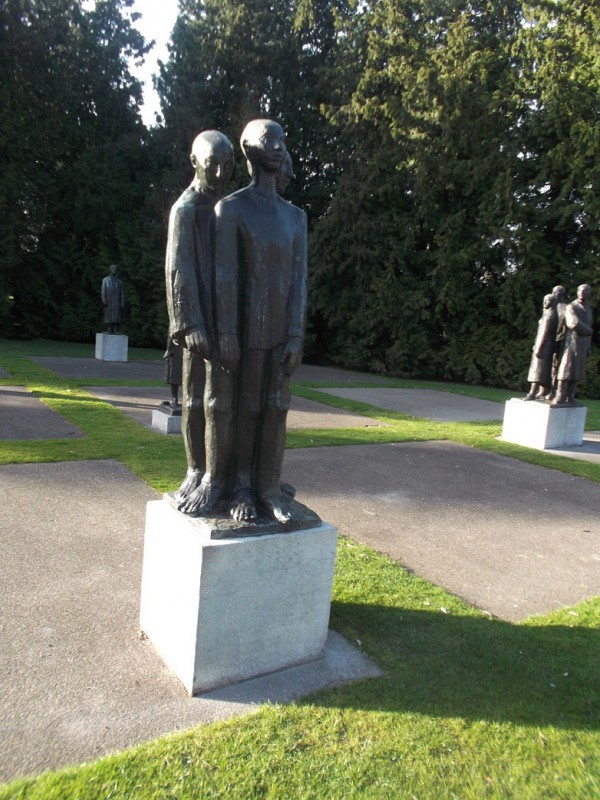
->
281;337;303;376
185;326;211;359
218;334;240;371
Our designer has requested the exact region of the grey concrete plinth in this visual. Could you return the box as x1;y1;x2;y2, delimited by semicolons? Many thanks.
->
151;404;182;434
502;397;587;449
140;499;338;695
95;333;128;362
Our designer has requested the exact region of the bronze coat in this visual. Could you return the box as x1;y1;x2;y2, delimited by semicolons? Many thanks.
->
165;184;217;346
557;300;593;382
527;306;558;384
101;276;124;324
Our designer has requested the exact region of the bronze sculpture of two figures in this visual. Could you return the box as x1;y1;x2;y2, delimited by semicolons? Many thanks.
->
526;283;593;405
165;120;309;528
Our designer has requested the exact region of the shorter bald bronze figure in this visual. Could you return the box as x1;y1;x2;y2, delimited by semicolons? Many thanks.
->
164;130;235;508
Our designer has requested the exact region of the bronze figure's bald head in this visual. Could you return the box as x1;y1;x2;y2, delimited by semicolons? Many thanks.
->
241;119;287;176
190;130;234;195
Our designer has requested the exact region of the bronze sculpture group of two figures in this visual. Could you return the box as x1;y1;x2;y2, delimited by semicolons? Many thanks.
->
165;120;307;526
526;283;593;405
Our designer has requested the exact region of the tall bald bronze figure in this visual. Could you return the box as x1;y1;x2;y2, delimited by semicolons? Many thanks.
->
211;119;308;524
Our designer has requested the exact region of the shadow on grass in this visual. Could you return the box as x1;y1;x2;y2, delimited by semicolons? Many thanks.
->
309;602;600;730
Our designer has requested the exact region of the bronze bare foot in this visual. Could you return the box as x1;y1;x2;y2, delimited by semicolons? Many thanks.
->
260;493;293;524
175;469;202;506
178;481;210;515
179;480;225;516
230;487;258;523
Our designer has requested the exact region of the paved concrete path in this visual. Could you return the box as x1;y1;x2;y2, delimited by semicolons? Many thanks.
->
544;430;600;463
0;460;379;782
0;386;83;440
315;387;504;422
283;442;600;622
84;386;389;432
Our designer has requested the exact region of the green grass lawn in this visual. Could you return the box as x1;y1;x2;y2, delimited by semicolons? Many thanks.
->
0;337;164;360
1;339;599;799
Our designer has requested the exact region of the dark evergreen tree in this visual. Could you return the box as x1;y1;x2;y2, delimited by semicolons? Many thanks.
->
311;0;527;383
0;0;150;340
155;0;351;220
502;0;600;316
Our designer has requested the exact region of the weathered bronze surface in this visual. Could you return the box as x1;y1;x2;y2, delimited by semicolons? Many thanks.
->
276;152;294;196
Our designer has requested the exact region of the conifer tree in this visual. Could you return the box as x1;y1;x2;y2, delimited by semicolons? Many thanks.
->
0;0;149;339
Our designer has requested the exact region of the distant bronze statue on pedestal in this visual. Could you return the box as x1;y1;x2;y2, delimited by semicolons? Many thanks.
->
553;284;593;405
101;264;124;334
163;336;183;408
525;293;558;401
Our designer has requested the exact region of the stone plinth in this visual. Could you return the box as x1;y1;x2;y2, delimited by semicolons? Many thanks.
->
151;403;182;435
95;333;128;362
139;498;338;695
502;398;587;450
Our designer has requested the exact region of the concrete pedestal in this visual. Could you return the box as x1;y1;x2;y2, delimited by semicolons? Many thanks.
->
139;498;338;695
95;333;128;362
151;404;182;435
502;398;587;449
